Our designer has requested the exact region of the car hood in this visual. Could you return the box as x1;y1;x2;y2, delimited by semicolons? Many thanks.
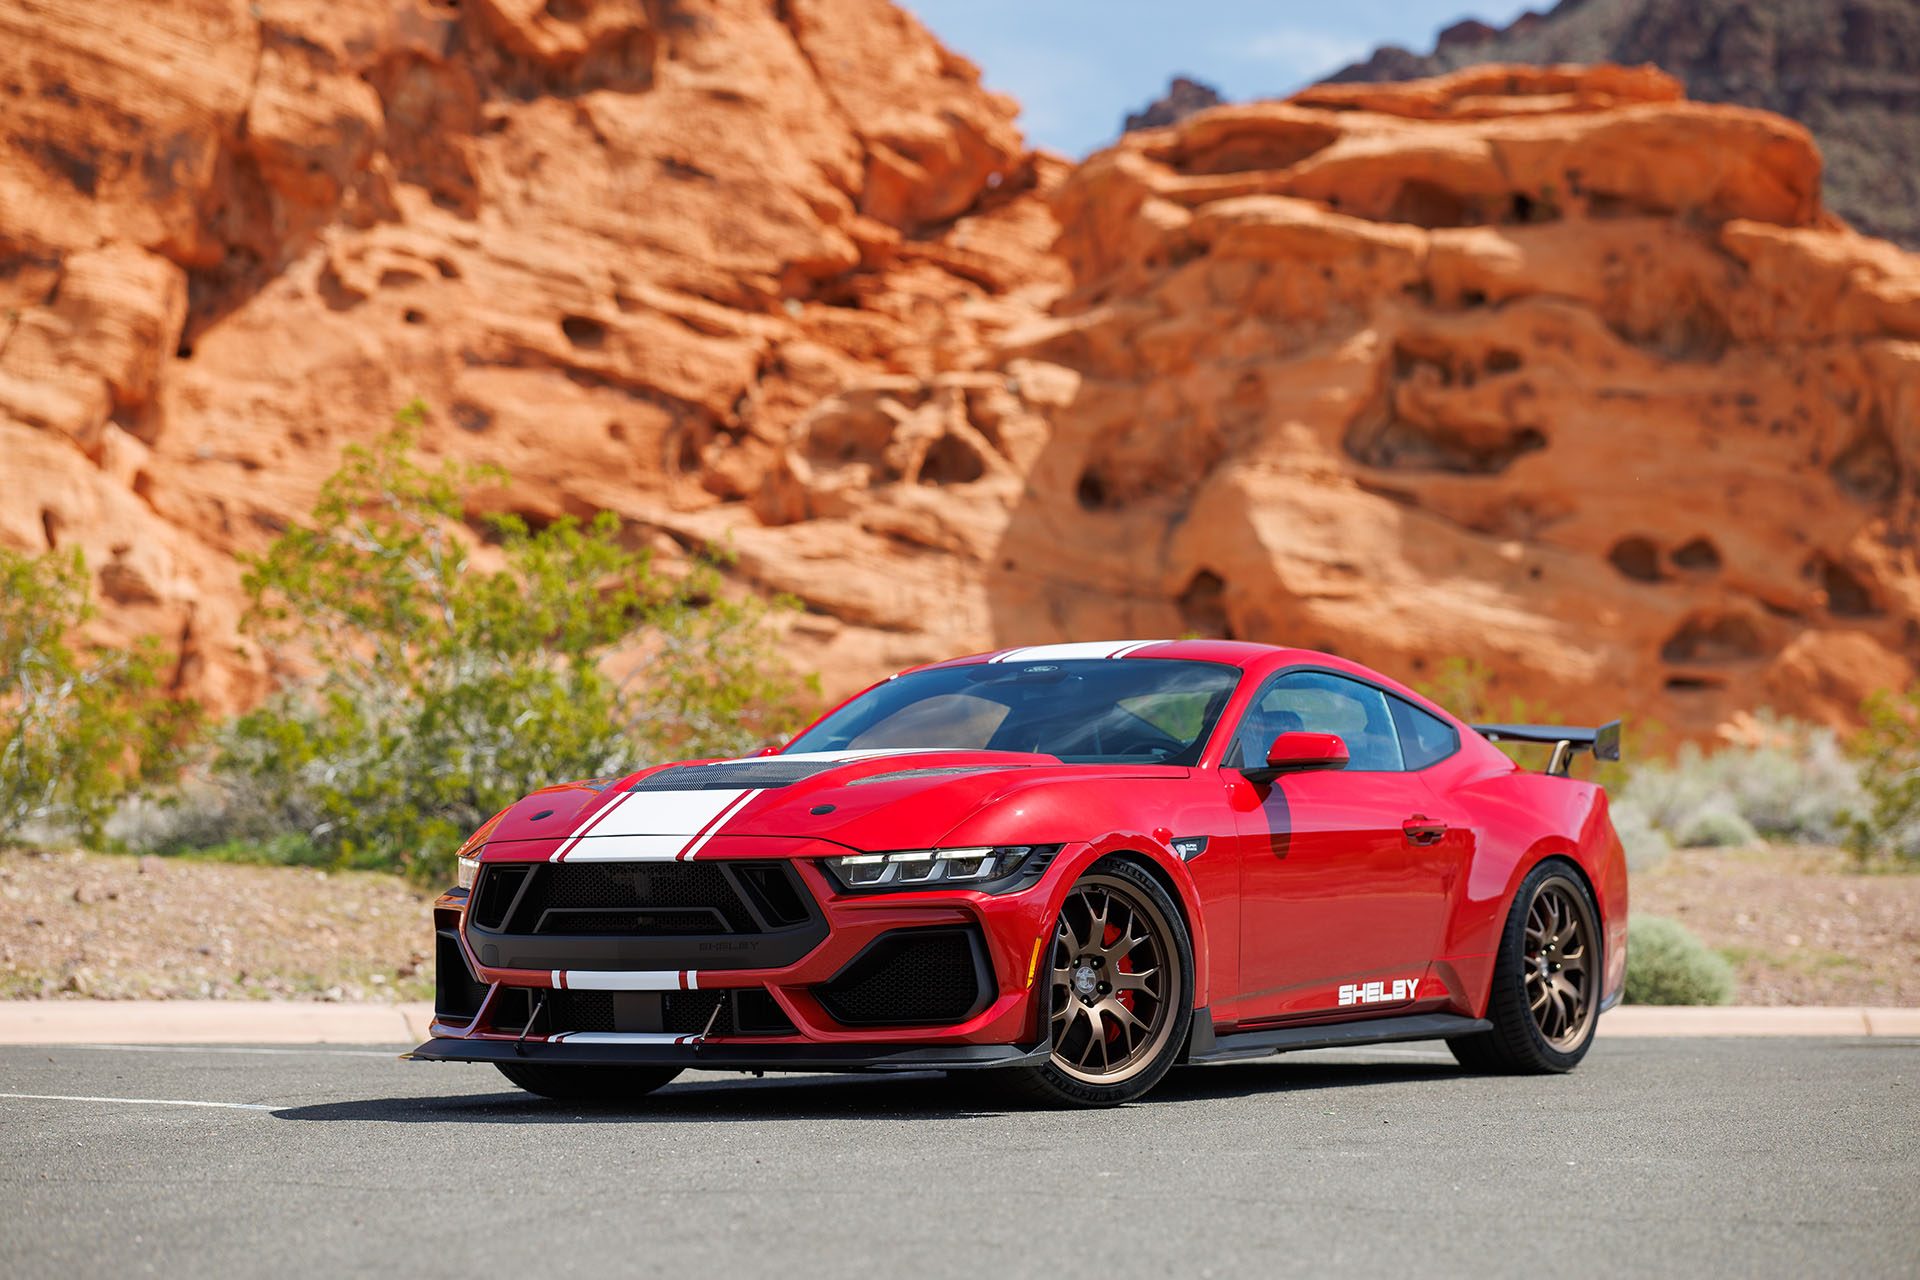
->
473;749;1186;857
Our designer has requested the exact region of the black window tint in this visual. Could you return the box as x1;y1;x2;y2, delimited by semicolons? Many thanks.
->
1238;670;1405;772
1389;697;1459;770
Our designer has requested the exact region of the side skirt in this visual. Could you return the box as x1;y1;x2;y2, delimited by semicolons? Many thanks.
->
1187;1013;1492;1064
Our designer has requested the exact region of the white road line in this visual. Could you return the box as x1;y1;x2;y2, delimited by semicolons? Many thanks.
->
49;1044;401;1059
0;1092;278;1112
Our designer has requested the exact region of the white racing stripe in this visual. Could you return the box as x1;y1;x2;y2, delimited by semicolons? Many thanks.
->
557;834;694;862
679;788;760;860
546;748;935;864
588;788;755;839
557;969;694;991
0;1091;278;1112
990;640;1161;663
548;1032;699;1045
761;749;939;762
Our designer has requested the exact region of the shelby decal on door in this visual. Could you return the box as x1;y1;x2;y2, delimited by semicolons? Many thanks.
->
1338;978;1421;1006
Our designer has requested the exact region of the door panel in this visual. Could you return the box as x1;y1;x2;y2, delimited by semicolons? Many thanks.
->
1224;770;1460;1022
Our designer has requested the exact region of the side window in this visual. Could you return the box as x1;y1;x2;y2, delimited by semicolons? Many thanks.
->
1388;696;1459;770
1233;670;1405;772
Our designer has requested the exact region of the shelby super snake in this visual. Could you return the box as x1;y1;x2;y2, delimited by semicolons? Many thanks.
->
409;639;1627;1106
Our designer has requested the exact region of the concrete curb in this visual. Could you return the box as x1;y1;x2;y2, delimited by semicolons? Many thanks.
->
0;1001;1914;1045
0;1001;435;1045
1599;1005;1920;1037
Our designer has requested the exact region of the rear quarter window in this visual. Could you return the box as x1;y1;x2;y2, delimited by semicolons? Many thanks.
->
1389;697;1460;770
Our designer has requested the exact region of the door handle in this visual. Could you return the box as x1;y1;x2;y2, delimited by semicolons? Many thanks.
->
1402;815;1447;846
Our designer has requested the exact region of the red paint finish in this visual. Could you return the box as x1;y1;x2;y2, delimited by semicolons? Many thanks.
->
421;641;1629;1059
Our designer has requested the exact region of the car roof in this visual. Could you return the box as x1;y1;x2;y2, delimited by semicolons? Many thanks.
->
925;639;1332;673
915;640;1443;712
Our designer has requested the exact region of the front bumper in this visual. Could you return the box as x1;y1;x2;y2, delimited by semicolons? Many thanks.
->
421;837;1073;1062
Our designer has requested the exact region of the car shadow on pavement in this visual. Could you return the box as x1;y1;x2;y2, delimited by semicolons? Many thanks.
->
271;1056;1471;1124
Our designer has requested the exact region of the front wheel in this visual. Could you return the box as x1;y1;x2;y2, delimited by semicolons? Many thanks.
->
1000;858;1194;1107
496;1062;683;1101
1449;860;1602;1074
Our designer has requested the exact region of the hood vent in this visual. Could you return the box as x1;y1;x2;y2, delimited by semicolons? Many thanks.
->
629;759;860;792
843;765;1023;786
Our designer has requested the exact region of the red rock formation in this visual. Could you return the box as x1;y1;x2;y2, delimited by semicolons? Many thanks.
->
736;64;1919;735
1;2;1915;738
0;0;1063;710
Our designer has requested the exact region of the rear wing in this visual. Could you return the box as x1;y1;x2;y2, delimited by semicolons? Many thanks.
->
1471;720;1622;777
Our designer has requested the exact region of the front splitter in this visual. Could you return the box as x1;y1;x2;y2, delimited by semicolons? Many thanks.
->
405;1035;1049;1073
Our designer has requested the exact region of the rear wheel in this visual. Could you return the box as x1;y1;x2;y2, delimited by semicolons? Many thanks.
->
1449;861;1601;1074
495;1062;682;1101
1001;859;1193;1107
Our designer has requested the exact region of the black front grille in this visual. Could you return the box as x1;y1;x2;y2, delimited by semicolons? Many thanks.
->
814;928;989;1028
476;861;801;935
466;859;825;972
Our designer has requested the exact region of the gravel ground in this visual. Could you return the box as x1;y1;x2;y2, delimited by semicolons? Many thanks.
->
0;849;433;1002
1633;844;1920;1005
4;843;1915;1007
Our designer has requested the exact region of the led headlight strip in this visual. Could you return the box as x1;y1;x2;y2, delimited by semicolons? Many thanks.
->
824;845;1043;891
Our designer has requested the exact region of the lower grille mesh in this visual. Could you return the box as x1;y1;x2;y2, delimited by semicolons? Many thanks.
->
815;929;985;1027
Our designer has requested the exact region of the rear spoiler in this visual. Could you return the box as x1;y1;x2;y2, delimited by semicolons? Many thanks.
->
1471;720;1622;777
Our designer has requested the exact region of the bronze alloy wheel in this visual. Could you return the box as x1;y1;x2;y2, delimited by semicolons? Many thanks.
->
1524;876;1597;1051
1046;873;1181;1085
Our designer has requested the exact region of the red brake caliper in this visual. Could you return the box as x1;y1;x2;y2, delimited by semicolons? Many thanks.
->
1105;921;1132;1039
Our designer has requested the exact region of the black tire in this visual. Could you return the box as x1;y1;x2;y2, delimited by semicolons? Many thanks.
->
1449;859;1602;1074
495;1062;683;1102
999;857;1194;1108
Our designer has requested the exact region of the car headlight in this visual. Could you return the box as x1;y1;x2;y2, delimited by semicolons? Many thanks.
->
456;850;482;891
823;845;1051;892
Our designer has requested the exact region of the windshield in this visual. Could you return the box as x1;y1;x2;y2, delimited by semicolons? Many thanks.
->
785;659;1240;766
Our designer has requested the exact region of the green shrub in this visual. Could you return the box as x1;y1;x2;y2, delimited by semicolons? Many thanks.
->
1674;804;1759;849
0;546;194;845
1623;915;1735;1005
215;409;806;880
1847;685;1920;865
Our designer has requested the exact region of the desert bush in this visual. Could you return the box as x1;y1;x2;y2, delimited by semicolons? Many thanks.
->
1619;714;1863;850
1847;685;1920;865
0;546;193;845
1607;800;1674;873
214;410;805;880
1673;804;1759;849
1623;915;1735;1005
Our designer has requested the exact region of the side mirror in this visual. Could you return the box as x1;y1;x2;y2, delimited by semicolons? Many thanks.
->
1240;731;1349;784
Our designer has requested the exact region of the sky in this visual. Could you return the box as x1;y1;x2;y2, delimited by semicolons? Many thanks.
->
900;1;1537;158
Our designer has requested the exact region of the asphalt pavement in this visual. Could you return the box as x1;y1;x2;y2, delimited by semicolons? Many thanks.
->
1;1036;1914;1278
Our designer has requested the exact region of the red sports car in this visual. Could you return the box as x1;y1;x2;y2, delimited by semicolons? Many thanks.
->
410;640;1627;1106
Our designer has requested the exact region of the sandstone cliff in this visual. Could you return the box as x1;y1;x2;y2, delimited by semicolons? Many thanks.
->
1;3;1915;739
0;0;1063;710
729;63;1920;735
1330;0;1920;251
